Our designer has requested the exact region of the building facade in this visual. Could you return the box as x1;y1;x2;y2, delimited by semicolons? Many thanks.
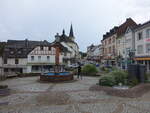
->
53;24;80;65
2;40;50;76
27;45;63;73
116;18;137;68
101;27;118;65
101;18;137;67
0;57;4;77
87;44;103;62
134;21;150;71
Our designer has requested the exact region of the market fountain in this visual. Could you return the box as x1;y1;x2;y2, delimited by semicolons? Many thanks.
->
40;46;74;82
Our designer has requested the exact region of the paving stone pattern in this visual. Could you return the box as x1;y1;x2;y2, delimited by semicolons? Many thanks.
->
0;76;150;113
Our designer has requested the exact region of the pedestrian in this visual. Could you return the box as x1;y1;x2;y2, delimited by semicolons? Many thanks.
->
77;62;82;79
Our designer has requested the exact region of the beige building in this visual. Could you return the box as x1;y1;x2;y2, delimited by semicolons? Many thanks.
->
101;27;118;65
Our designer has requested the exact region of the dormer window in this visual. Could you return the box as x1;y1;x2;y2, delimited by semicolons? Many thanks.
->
18;51;21;54
10;51;14;54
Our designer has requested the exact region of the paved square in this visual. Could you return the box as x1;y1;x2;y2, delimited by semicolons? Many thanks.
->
0;76;150;113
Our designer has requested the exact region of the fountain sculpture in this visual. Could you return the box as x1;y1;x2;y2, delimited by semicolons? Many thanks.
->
40;45;74;82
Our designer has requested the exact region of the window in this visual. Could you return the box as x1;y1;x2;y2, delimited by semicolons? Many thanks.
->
38;56;41;60
146;29;150;38
47;56;50;60
113;38;115;43
32;66;39;71
137;32;143;40
64;52;67;56
48;47;51;51
137;45;143;54
113;45;115;53
109;47;111;53
4;59;7;64
4;68;8;72
10;51;14;54
18;51;21;54
15;59;19;64
31;56;34;61
40;46;44;50
146;43;150;53
109;39;111;44
118;40;120;44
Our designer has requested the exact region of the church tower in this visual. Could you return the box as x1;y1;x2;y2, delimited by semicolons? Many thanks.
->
69;24;75;41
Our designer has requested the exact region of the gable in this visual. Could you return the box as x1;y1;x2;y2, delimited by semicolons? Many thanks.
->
125;27;132;34
29;46;56;55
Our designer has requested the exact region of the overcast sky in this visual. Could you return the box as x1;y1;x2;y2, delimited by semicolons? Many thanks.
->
0;0;150;52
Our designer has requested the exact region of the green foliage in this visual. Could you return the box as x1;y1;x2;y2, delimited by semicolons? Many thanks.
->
99;75;116;86
73;69;78;74
145;73;150;80
109;70;128;85
111;67;118;71
128;78;139;87
100;66;110;73
82;64;98;76
99;70;129;87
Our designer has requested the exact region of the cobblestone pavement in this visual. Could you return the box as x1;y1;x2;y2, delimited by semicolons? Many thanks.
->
0;76;150;113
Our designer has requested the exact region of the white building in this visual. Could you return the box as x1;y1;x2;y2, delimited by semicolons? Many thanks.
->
115;18;137;68
87;44;102;62
2;40;50;76
27;45;63;73
134;21;150;71
53;24;80;65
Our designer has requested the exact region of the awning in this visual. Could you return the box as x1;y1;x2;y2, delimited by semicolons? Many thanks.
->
134;57;150;61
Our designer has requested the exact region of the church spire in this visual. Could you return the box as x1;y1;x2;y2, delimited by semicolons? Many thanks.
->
69;24;74;37
62;29;65;35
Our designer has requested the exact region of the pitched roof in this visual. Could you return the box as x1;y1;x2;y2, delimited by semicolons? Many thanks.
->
102;26;118;40
3;39;50;58
55;29;79;48
134;20;150;31
102;18;137;41
51;41;71;53
117;18;137;37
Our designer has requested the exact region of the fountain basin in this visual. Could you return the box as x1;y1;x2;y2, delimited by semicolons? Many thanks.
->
40;72;74;82
113;86;129;90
